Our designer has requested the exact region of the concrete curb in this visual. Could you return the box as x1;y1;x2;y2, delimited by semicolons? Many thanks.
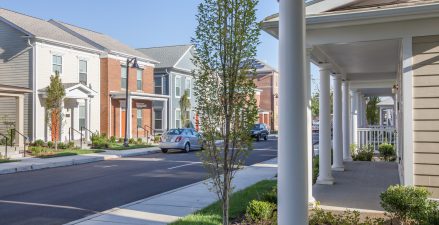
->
0;147;161;175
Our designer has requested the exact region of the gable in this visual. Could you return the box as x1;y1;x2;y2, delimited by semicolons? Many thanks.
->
175;49;196;71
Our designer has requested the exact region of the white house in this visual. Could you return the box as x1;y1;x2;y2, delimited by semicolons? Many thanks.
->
0;8;102;144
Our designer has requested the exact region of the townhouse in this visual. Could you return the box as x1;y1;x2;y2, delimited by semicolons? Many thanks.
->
137;45;197;133
0;8;164;146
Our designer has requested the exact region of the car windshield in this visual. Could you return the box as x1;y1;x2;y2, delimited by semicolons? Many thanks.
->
253;124;263;130
167;129;183;135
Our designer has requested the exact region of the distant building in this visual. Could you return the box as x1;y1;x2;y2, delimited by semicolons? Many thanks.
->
137;45;197;133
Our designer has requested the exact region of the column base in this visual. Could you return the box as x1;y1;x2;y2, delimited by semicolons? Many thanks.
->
332;165;345;171
316;176;335;185
343;157;353;162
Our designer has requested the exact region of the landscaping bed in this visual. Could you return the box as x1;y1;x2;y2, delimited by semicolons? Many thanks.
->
91;133;155;150
0;159;19;163
29;145;104;158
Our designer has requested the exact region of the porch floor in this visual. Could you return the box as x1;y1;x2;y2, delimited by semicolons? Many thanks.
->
313;161;399;212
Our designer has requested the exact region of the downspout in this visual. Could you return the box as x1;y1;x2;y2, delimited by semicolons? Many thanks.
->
165;69;170;130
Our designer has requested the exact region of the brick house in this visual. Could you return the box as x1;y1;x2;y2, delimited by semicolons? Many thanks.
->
252;59;279;131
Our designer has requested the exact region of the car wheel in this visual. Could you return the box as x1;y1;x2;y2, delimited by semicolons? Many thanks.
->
183;143;190;153
264;135;268;141
256;135;260;142
161;149;168;153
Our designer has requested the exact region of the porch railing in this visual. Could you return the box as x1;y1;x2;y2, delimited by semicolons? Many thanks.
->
357;127;396;150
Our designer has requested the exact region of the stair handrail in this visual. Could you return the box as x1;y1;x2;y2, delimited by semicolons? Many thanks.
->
0;133;9;158
69;127;83;149
137;125;148;138
11;129;28;157
81;126;97;141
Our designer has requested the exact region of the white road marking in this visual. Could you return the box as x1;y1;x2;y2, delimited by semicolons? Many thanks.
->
94;165;118;168
167;162;202;170
252;148;278;151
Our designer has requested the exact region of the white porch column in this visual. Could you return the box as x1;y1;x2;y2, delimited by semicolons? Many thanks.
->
362;95;368;127
278;0;308;224
15;95;24;147
358;94;363;128
317;64;335;185
342;81;352;161
332;74;344;171
351;91;359;146
126;95;132;139
306;48;315;204
163;101;168;131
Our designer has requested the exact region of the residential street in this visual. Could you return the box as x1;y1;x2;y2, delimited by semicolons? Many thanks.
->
0;138;278;225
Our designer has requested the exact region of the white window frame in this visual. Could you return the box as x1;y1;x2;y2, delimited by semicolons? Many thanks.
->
136;69;143;91
185;78;191;98
154;76;163;94
52;55;62;74
175;108;181;128
137;109;143;128
79;60;87;85
154;108;163;130
175;76;181;98
121;65;127;90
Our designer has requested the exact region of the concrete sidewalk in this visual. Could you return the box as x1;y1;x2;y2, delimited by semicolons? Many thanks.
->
66;158;278;225
0;147;160;175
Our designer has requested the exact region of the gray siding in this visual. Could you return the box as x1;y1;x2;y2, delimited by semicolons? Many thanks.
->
0;20;33;138
175;51;196;71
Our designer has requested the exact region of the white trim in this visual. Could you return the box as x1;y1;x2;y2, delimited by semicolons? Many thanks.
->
175;108;181;128
185;77;192;99
402;36;414;186
175;75;182;98
172;46;192;68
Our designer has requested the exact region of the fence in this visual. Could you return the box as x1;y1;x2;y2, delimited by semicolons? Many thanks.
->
357;126;396;150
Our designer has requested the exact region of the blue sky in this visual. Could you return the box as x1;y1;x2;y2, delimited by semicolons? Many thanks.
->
0;0;319;92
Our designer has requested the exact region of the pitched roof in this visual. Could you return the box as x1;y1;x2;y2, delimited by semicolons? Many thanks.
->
253;59;278;73
0;8;99;51
137;45;193;69
329;0;439;13
50;20;157;62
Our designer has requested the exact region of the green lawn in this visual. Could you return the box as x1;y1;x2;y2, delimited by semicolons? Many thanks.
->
0;159;19;163
170;180;276;225
105;143;154;150
31;148;104;158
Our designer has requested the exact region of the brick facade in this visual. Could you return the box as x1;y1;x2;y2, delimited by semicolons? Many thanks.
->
100;57;154;138
253;71;279;131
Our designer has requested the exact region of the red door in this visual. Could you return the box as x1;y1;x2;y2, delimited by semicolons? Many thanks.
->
121;110;126;137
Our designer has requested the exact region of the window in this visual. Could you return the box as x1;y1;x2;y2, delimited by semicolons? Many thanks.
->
185;78;191;98
79;102;86;129
175;76;181;97
52;55;62;74
154;108;162;130
137;69;143;91
79;60;87;85
184;110;191;127
154;76;162;94
137;109;142;127
175;109;181;128
121;66;127;89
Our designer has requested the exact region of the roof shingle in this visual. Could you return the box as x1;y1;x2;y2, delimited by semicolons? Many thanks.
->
137;45;193;69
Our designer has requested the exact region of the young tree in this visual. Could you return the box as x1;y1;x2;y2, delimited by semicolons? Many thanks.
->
366;96;381;125
179;89;192;128
192;0;260;224
45;72;65;150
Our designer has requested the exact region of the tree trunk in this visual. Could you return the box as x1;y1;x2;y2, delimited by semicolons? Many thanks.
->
222;170;230;225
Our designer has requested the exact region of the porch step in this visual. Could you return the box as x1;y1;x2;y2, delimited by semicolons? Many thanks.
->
0;145;25;159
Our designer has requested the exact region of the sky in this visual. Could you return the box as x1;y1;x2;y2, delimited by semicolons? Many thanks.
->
0;0;319;92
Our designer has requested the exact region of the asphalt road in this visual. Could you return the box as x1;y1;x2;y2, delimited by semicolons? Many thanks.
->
0;137;278;225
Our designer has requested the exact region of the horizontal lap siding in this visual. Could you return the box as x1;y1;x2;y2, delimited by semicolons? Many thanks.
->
413;36;439;198
0;21;33;138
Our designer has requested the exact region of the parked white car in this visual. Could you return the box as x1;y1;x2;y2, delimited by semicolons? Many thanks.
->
159;128;203;153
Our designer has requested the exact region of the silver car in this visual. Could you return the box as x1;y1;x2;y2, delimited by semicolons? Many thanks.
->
159;128;203;153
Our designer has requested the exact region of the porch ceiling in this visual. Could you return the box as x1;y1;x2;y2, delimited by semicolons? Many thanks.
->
316;39;400;81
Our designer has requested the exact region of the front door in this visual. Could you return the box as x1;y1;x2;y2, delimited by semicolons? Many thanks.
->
121;110;126;137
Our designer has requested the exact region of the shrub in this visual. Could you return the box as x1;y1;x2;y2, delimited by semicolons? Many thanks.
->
109;136;116;143
57;142;67;149
30;146;46;155
91;133;108;149
153;135;161;143
137;138;143;144
309;206;386;225
66;141;75;149
245;200;276;224
47;141;53;148
33;139;45;147
380;185;438;224
261;186;277;204
313;156;319;184
129;138;136;144
378;143;395;161
353;145;374;161
118;137;124;143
